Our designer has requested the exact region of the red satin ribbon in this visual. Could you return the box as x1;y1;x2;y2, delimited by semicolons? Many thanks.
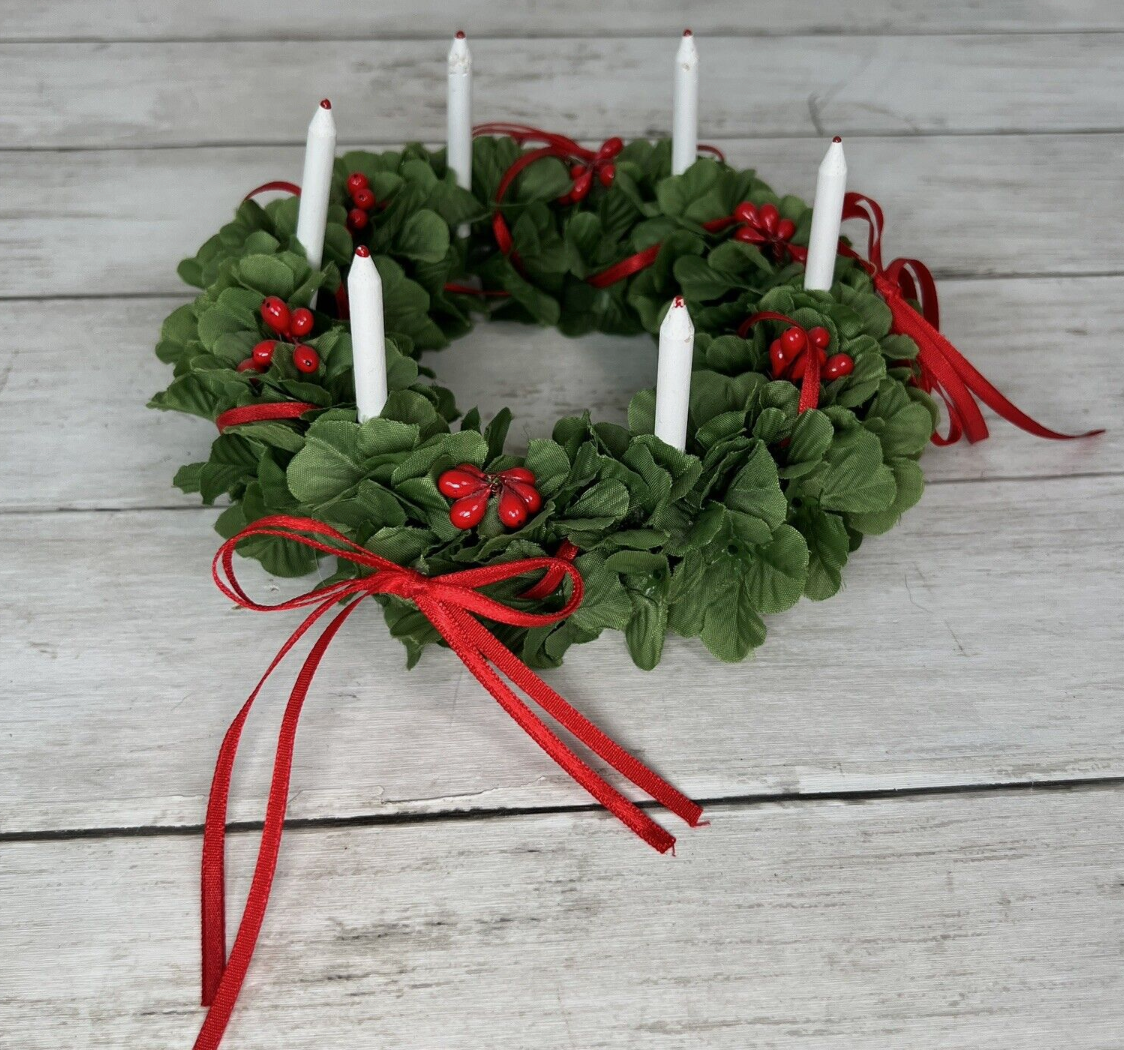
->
193;516;702;1050
520;537;581;599
739;311;821;413
215;401;317;433
243;180;302;200
840;192;1102;445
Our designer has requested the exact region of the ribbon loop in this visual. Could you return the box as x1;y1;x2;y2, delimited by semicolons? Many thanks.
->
193;515;702;1050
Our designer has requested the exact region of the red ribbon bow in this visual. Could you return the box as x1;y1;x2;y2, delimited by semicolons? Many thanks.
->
840;193;1102;445
193;515;702;1050
473;123;622;259
474;123;727;289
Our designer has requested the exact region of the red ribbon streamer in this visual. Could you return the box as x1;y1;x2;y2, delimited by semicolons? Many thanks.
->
193;516;703;1050
840;192;1102;445
739;311;821;413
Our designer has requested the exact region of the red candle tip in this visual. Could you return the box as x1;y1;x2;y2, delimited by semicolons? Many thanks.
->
355;245;370;258
683;28;692;36
673;295;686;307
319;99;332;109
832;135;842;143
455;30;466;39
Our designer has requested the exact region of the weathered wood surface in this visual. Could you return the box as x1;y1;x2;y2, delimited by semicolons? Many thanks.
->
2;474;1120;834
0;276;1117;515
4;4;1123;1046
3;35;1124;149
7;0;1123;41
4;787;1123;1048
3;134;1122;302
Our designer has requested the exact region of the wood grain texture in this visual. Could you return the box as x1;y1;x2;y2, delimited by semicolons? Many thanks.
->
6;0;1123;40
3;35;1123;149
2;134;1122;302
2;475;1120;834
3;787;1123;1048
0;277;1117;514
8;133;1124;301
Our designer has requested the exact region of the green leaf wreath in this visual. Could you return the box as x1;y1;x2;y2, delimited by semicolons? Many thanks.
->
151;136;937;670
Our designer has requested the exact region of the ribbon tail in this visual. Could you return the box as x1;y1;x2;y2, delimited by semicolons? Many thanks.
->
440;605;702;847
932;329;1103;442
798;350;821;414
888;294;1100;444
195;598;364;1050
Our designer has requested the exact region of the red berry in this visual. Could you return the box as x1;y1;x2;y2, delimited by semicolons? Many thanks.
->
347;208;369;231
808;326;831;350
498;466;535;485
556;192;574;206
570;164;587;180
251;339;277;366
598;136;624;160
450;491;489;529
776;219;796;242
733;202;757;225
352;187;376;211
236;358;265;374
261;296;290;334
346;172;369;196
781;326;807;353
497;487;529;528
507;480;542;514
824;354;854;380
758;203;780;234
293;345;320;373
734;225;765;244
570;169;593;201
438;467;489;499
768;339;789;377
289;308;314;337
598;162;616;187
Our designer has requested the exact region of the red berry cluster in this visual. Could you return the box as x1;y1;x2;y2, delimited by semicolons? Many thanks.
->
559;137;623;204
768;325;853;383
437;465;543;529
345;172;377;233
238;297;319;375
732;201;797;259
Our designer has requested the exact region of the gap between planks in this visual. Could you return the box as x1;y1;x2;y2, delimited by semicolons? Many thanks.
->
3;774;1122;846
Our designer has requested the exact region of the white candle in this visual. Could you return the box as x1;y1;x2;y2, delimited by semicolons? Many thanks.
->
348;246;387;423
295;99;337;280
447;31;473;192
803;136;848;292
671;30;699;177
654;296;695;452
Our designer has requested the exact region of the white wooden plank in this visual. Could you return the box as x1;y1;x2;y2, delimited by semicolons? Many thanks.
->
0;277;1116;515
2;35;1122;149
1;475;1120;834
1;134;1121;303
3;787;1122;1047
6;0;1122;41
